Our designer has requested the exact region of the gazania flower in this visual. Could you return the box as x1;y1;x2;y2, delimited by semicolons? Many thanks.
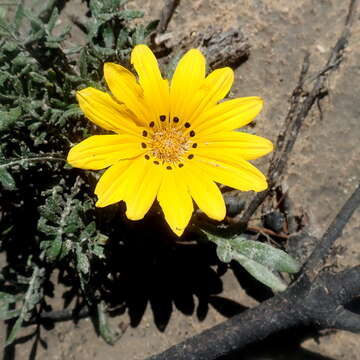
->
67;44;273;236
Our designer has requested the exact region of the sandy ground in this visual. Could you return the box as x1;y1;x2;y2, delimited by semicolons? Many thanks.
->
1;0;360;359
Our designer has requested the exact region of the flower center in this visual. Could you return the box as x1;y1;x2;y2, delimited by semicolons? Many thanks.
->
149;127;190;163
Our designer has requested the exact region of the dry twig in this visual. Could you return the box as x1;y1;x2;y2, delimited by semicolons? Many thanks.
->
157;0;180;34
238;0;358;228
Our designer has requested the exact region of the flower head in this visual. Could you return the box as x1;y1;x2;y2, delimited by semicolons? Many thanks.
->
67;45;273;236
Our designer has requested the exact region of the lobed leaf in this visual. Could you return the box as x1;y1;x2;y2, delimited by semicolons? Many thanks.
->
203;230;299;291
229;237;300;273
5;315;23;346
232;253;287;292
0;168;16;190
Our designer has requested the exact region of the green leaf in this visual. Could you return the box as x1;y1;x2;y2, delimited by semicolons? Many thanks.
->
233;253;287;292
103;25;114;48
37;0;57;21
77;252;90;274
0;71;10;86
79;48;88;78
45;238;62;262
0;7;6;20
5;315;23;346
47;7;59;33
132;20;158;46
92;244;105;259
0;307;21;321
116;28;129;49
24;28;46;45
14;0;25;31
204;229;299;290
0;225;14;237
5;262;46;345
92;44;116;57
229;238;300;273
118;10;143;20
0;19;13;37
144;19;160;37
82;222;96;238
29;71;49;85
86;18;100;39
21;7;44;32
44;40;60;49
96;233;109;245
0;292;22;304
57;105;83;126
96;302;122;345
65;45;83;55
0;168;16;190
1;40;18;53
59;240;72;259
89;0;103;15
216;242;232;263
0;107;22;131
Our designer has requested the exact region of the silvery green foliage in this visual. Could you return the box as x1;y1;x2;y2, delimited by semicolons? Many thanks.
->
38;178;107;265
96;301;123;345
206;231;300;292
0;0;156;346
4;263;46;346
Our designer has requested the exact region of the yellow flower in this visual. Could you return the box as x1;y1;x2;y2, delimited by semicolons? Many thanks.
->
67;44;273;236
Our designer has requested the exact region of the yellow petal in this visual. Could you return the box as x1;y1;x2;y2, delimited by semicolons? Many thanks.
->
95;157;162;219
186;67;234;124
95;160;132;207
124;160;163;220
76;87;140;135
95;157;146;207
194;154;268;192
170;49;206;124
131;44;170;123
157;168;194;236
195;131;273;160
67;135;145;170
103;62;150;126
183;164;226;221
193;97;263;135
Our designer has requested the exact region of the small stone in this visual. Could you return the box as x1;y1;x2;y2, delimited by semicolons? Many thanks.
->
263;211;285;233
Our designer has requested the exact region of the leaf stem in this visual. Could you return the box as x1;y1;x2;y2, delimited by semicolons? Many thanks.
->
0;156;66;169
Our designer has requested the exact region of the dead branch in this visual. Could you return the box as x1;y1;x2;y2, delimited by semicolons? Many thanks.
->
303;183;360;275
148;183;360;360
157;0;180;34
148;266;360;360
27;306;90;325
181;27;250;69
